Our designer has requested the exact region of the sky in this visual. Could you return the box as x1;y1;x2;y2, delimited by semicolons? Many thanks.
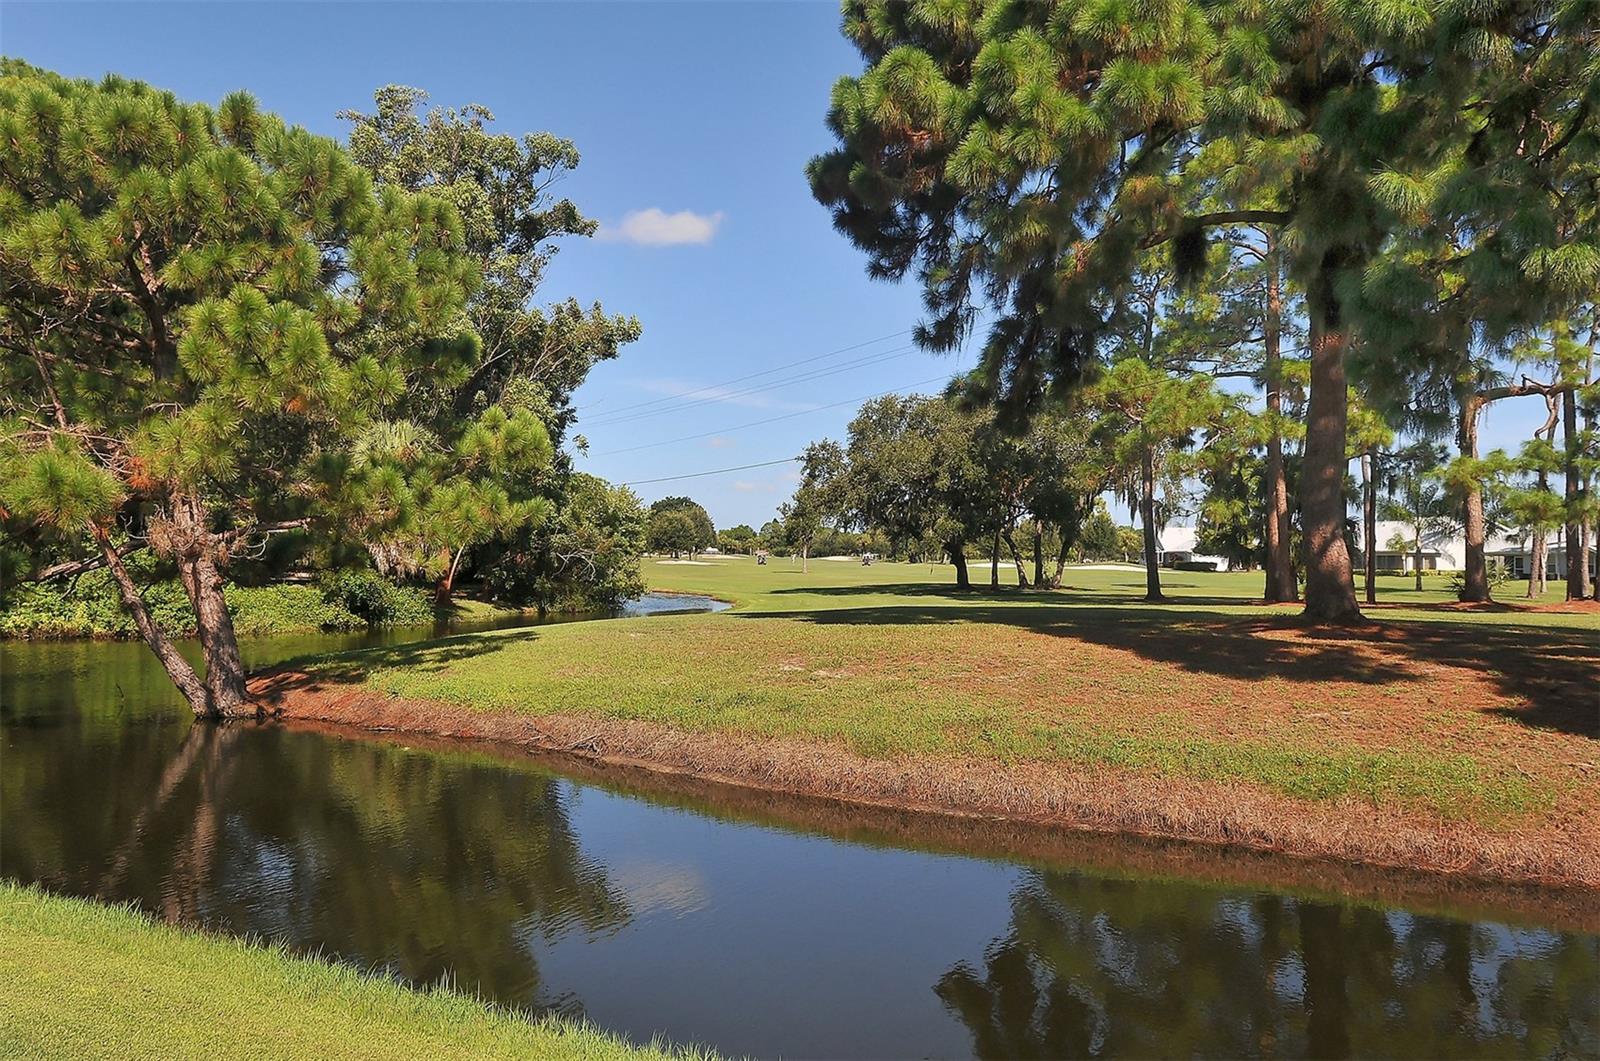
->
1;2;1559;531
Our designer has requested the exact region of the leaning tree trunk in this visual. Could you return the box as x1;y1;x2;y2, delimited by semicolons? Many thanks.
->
1005;529;1030;588
1300;289;1362;623
1361;449;1377;605
167;496;250;719
1563;386;1589;600
91;523;211;715
1457;395;1491;602
1262;251;1297;603
1139;444;1164;602
948;540;970;589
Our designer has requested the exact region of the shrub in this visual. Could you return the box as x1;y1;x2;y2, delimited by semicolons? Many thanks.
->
318;570;434;627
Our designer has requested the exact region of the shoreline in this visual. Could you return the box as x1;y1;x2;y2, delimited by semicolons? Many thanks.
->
250;669;1600;898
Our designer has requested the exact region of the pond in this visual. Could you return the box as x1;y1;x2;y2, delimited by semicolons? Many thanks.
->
1;599;1595;1059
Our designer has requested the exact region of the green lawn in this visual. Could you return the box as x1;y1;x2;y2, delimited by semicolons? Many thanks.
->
653;554;1592;627
0;882;707;1061
282;556;1595;842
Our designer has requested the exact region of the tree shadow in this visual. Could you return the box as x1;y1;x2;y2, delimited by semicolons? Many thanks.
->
249;628;542;706
743;586;1597;738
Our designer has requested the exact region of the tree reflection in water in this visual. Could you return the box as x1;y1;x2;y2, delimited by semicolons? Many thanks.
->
936;870;1598;1058
2;721;629;1011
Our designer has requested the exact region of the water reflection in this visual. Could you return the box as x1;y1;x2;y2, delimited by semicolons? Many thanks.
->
937;871;1598;1059
5;720;630;1008
1;599;1596;1059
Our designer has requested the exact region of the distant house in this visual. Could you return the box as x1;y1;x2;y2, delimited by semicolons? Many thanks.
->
1155;527;1229;571
1487;534;1598;581
1358;521;1597;581
1362;520;1464;573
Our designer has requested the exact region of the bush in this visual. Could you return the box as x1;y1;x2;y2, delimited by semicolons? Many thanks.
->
0;559;437;640
0;573;366;640
318;570;434;627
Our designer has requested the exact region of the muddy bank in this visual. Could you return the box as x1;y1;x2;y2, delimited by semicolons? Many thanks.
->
250;669;1600;896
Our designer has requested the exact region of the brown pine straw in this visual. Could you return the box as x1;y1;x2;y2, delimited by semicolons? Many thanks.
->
249;669;1600;905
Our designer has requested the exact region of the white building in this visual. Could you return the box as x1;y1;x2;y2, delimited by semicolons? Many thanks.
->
1155;527;1229;571
1362;520;1465;573
1486;534;1598;581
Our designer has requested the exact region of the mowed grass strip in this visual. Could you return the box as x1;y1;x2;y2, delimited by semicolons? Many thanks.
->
303;558;1598;829
0;882;709;1061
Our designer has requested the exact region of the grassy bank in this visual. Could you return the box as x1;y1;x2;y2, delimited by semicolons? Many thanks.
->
0;882;704;1060
257;557;1600;886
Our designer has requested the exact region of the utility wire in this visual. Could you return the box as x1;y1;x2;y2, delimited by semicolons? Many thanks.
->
582;344;919;428
621;456;800;487
578;328;912;422
589;373;956;457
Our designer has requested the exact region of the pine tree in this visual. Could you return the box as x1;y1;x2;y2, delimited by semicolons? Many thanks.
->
810;0;1596;621
0;63;477;717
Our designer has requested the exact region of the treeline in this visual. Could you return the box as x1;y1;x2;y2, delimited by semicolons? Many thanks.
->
809;0;1598;620
0;66;645;714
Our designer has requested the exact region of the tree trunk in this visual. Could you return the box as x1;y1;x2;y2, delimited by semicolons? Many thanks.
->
168;497;249;719
1005;529;1030;588
1361;449;1377;605
1262;250;1297;602
1140;444;1163;602
1528;532;1546;599
802;543;809;574
1052;532;1070;589
1413;531;1424;593
91;523;211;716
1032;524;1044;588
1300;288;1362;623
990;521;1001;588
434;545;466;611
949;540;970;589
1457;395;1490;602
1563;386;1589;600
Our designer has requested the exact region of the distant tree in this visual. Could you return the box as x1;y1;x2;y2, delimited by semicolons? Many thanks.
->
717;524;758;555
646;509;701;559
0;63;476;718
1115;527;1145;566
757;519;787;555
647;496;714;553
1078;503;1118;562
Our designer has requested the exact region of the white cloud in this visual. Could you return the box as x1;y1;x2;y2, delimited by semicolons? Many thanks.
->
597;208;724;246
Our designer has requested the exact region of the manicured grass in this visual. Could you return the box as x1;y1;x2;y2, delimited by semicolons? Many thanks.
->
297;556;1596;837
0;882;707;1061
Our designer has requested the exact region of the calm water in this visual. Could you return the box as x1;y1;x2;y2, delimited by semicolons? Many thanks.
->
1;602;1595;1059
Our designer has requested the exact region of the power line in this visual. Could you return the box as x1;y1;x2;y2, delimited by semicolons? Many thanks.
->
621;456;800;487
578;328;912;422
582;344;919;428
589;373;956;457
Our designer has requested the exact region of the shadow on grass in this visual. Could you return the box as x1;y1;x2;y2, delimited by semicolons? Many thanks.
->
250;628;542;707
745;585;1598;739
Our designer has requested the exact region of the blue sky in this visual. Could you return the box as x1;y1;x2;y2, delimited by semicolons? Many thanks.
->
2;2;1555;531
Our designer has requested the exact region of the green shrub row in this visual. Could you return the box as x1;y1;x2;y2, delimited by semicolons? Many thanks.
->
1;568;434;640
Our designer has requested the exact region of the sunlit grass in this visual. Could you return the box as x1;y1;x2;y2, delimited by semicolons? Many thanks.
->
287;557;1600;828
0;882;713;1061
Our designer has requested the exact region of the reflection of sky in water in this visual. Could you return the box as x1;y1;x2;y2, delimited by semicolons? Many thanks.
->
3;624;1596;1061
